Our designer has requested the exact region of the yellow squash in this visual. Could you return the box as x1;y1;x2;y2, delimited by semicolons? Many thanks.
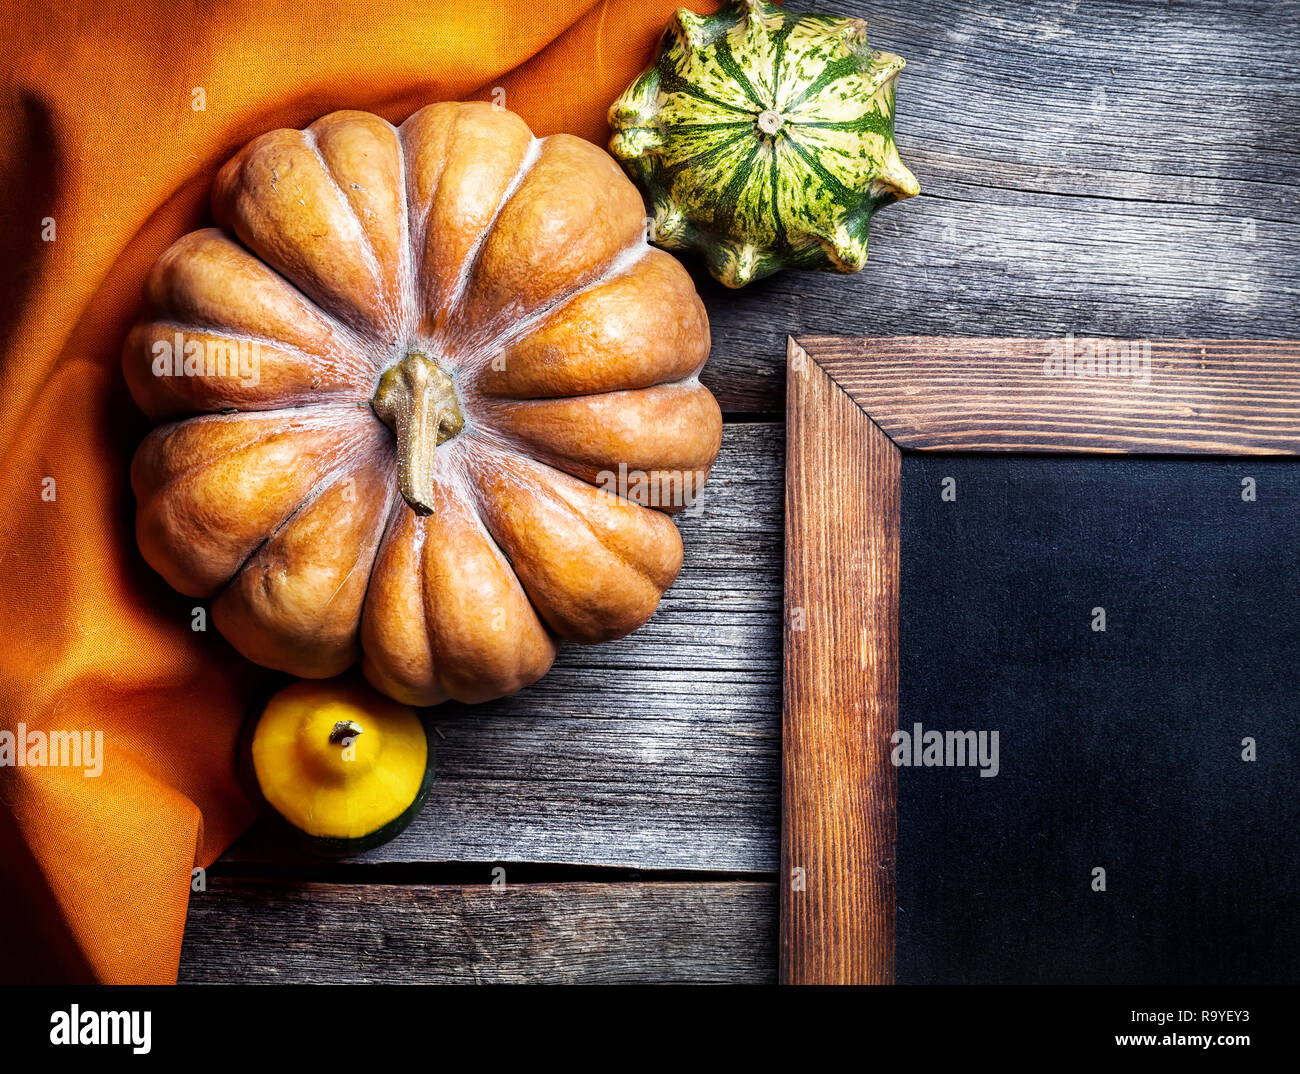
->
243;679;432;854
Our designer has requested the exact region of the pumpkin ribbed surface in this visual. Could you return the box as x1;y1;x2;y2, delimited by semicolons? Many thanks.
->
125;103;720;705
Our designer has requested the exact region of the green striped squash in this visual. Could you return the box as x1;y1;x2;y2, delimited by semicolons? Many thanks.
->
609;0;919;288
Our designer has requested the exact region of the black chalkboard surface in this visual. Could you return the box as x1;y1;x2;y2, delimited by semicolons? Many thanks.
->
896;455;1300;984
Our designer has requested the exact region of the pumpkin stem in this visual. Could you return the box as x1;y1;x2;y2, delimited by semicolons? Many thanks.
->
329;720;363;745
756;110;785;137
371;352;464;516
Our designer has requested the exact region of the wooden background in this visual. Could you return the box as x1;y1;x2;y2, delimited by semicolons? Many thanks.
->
179;0;1300;981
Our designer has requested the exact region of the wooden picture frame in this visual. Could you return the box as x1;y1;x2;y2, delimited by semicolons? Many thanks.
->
780;335;1300;985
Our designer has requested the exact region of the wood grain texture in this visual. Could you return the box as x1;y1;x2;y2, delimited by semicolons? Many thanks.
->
782;339;900;985
182;0;1300;985
803;336;1300;453
222;422;784;871
179;879;776;983
697;0;1300;413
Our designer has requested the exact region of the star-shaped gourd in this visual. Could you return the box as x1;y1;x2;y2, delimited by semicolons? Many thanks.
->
609;0;920;288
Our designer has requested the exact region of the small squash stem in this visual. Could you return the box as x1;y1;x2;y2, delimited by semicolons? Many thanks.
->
371;352;464;516
329;720;364;745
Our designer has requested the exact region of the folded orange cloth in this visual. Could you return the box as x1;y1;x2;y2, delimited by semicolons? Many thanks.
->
0;0;711;985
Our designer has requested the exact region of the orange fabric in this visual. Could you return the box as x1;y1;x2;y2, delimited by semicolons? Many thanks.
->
0;0;715;984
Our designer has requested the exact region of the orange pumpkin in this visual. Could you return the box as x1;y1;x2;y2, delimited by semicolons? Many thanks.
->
124;104;720;705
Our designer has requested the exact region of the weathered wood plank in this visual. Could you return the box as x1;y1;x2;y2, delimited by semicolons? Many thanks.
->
214;2;1300;877
179;879;777;983
805;336;1300;453
699;0;1300;413
782;340;898;985
183;0;1300;985
224;422;785;870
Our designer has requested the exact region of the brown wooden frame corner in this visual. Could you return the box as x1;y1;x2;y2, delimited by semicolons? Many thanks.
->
780;334;1300;985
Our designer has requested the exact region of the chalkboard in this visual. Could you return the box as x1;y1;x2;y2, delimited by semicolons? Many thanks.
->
782;335;1300;984
896;456;1300;984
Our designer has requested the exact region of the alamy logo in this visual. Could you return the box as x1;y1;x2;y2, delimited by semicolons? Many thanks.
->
595;463;702;510
890;722;1000;777
1043;334;1151;388
152;331;261;387
0;723;103;777
50;1006;150;1054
